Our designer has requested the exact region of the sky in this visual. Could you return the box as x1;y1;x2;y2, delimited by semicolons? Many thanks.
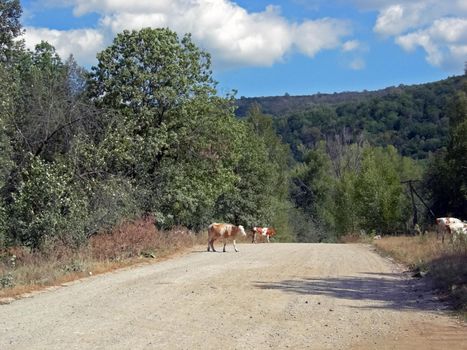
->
20;0;467;97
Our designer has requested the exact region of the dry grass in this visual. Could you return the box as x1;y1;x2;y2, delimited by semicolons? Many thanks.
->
0;217;206;300
339;233;373;244
373;233;467;315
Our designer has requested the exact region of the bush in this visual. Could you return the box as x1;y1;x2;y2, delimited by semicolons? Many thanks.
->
9;157;88;248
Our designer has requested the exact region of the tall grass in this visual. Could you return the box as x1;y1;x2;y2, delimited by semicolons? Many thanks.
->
0;217;206;300
373;233;467;314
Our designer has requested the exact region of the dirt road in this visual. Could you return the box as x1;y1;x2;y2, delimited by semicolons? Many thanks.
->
1;243;466;349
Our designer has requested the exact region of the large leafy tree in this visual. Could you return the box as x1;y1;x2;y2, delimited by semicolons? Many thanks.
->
87;28;244;229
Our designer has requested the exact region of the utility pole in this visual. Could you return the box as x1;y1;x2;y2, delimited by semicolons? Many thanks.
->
402;180;418;227
401;180;436;232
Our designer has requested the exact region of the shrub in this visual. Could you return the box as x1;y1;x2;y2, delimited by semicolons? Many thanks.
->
9;157;88;248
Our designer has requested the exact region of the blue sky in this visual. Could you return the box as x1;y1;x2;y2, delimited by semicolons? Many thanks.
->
21;0;467;97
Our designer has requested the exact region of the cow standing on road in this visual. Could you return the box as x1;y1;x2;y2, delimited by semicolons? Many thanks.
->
252;226;276;243
207;223;246;252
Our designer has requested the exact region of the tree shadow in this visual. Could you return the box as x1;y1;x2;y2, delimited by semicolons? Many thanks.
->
254;272;445;312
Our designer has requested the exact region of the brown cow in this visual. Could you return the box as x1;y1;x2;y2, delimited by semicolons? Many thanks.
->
207;223;246;252
252;226;276;243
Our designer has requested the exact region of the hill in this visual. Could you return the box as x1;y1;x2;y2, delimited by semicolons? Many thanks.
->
236;75;466;160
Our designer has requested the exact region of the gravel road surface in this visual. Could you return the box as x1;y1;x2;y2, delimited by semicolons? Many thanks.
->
1;243;466;349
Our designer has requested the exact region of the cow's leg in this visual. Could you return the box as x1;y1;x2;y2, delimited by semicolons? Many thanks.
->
252;233;256;244
208;239;216;252
223;239;227;252
266;235;270;243
233;239;239;252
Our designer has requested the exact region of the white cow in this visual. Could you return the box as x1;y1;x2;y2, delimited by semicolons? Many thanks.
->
436;217;464;243
449;222;467;242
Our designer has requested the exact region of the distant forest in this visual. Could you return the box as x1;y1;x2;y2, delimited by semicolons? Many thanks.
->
236;76;466;160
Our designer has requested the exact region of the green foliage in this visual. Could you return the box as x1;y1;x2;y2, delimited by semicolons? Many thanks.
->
241;76;465;160
333;170;359;236
291;143;335;236
354;146;409;234
10;156;88;248
0;272;14;289
88;27;214;113
87;28;255;229
241;105;295;241
424;84;467;218
214;123;272;227
291;139;422;239
0;0;22;61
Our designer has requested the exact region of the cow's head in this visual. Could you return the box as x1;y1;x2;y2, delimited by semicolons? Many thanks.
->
238;225;246;236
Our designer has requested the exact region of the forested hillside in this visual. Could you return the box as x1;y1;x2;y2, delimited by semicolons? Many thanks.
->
237;76;465;160
238;77;467;240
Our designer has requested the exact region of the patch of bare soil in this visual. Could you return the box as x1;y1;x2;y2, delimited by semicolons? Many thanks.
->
0;243;465;349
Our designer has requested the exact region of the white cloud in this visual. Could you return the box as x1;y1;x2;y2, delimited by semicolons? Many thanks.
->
349;57;366;70
395;17;467;68
24;27;105;66
342;40;361;52
374;4;426;36
351;0;467;70
294;18;351;58
24;0;353;69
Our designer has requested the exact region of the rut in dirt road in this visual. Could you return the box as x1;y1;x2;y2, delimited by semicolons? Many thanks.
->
0;243;466;350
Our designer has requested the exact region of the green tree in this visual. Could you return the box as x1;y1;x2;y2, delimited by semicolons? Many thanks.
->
0;0;22;61
245;104;295;240
291;142;334;240
88;28;253;229
214;130;268;226
0;0;23;246
425;83;467;218
88;28;214;113
354;146;408;234
333;170;359;236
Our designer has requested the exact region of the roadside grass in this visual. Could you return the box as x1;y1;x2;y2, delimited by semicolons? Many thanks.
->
0;217;207;301
372;233;467;318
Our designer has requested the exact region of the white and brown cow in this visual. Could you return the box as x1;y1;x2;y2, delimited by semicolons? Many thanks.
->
252;226;276;243
207;223;246;252
436;217;464;243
